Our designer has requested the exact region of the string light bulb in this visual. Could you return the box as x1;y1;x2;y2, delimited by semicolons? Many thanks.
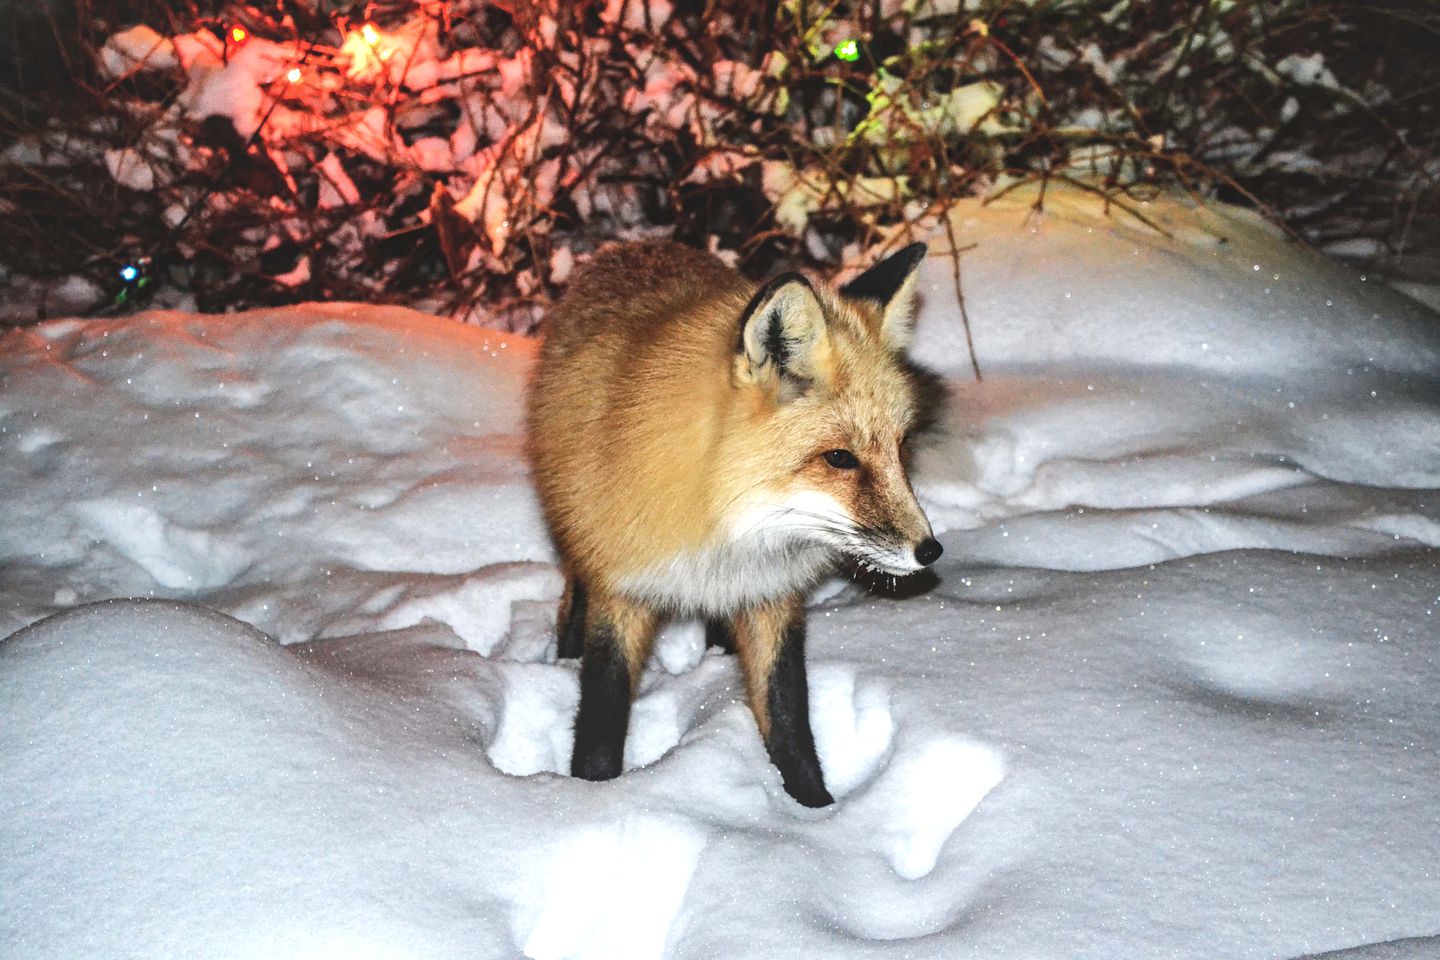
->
286;66;302;83
834;39;860;62
361;23;380;46
114;257;153;307
229;24;248;44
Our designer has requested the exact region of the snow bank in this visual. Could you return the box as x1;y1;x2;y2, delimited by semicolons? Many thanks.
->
0;303;547;643
909;185;1440;378
0;599;705;959
907;186;1440;570
2;184;1439;959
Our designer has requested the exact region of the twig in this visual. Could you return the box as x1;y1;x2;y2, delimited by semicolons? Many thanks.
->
940;212;982;382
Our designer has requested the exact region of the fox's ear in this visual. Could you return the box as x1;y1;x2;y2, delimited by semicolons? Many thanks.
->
737;272;828;398
840;242;927;351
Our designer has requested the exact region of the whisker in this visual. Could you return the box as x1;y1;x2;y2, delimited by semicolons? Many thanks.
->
718;499;918;583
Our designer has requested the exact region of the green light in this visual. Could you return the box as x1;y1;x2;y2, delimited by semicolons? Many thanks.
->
834;39;860;62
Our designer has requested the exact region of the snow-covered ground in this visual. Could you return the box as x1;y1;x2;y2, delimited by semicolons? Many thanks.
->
3;184;1438;959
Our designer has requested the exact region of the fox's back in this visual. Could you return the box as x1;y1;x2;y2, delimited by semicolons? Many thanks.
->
528;242;752;588
542;241;746;355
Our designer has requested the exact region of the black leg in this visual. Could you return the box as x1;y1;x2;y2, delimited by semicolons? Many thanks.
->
764;618;833;808
704;617;736;654
570;622;631;781
556;578;587;660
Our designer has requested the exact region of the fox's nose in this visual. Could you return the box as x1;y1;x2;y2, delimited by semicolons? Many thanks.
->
914;537;943;567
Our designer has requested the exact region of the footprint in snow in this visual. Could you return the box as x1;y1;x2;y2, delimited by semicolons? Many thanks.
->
856;734;1005;880
488;603;1002;882
809;663;896;799
811;663;1004;880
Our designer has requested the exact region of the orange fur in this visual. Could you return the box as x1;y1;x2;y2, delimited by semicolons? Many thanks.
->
733;595;803;739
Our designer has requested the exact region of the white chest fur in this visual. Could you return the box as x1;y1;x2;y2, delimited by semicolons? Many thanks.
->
614;490;852;616
614;536;837;616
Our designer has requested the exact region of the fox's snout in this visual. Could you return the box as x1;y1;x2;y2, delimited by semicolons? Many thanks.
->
827;445;940;576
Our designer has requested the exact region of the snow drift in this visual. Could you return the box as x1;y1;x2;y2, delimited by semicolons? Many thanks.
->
2;184;1439;959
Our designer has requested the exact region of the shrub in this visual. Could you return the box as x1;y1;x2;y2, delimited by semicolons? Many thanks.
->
1;0;1435;327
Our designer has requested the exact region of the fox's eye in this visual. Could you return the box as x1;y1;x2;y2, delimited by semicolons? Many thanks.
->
823;449;860;470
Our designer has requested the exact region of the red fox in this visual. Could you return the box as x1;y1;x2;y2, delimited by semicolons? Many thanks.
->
528;240;940;807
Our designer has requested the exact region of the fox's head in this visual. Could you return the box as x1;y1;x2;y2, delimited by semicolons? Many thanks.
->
720;243;941;578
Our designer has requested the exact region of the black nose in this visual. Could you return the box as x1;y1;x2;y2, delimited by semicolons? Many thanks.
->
914;537;943;566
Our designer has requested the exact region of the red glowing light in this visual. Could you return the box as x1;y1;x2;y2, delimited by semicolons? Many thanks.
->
229;25;248;44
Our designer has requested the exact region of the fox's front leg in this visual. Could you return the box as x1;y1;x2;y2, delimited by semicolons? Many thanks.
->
734;597;834;808
570;588;657;782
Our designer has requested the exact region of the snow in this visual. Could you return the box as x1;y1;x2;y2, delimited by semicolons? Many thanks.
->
3;183;1439;959
907;184;1440;378
98;25;178;79
1276;52;1340;90
103;147;160;191
178;37;295;139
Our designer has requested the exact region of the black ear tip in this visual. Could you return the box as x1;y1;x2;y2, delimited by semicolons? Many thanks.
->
893;242;928;277
743;271;812;320
760;271;813;295
839;241;929;305
897;241;928;264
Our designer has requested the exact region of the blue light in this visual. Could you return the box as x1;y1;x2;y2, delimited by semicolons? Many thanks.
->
119;264;140;283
